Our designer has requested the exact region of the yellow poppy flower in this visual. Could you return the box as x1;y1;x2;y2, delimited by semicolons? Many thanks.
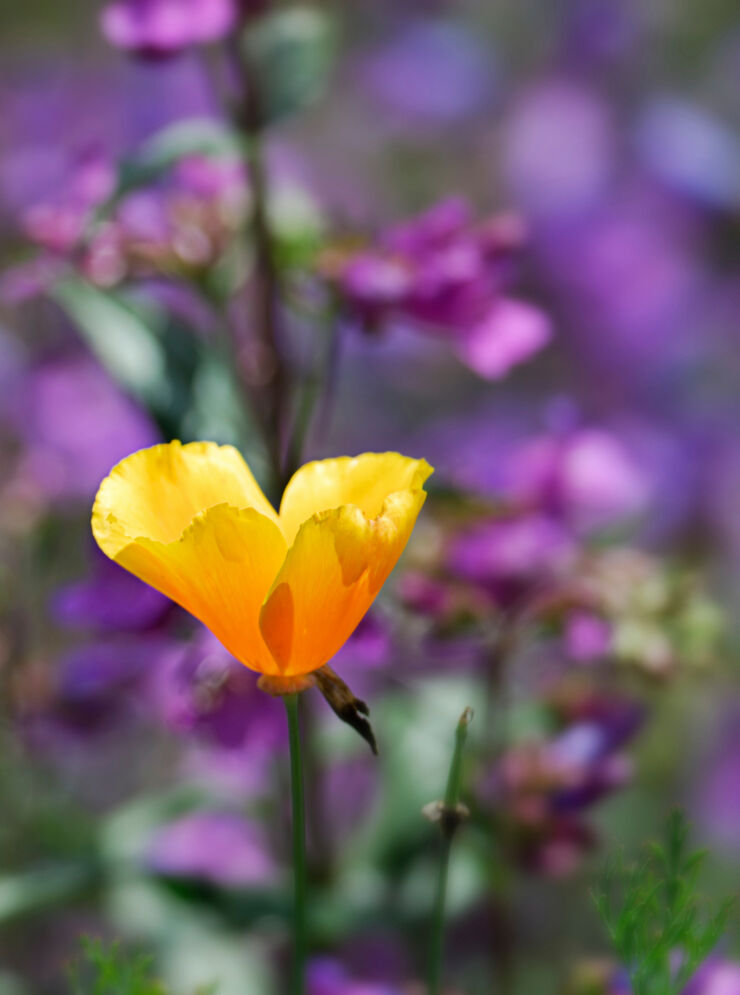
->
92;442;433;680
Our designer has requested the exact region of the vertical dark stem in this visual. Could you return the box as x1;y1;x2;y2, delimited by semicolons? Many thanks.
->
284;694;308;995
227;37;290;499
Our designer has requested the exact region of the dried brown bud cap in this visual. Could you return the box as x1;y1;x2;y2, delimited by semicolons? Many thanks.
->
314;664;378;755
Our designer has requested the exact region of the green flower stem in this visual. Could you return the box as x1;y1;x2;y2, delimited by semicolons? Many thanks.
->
428;708;473;995
284;693;308;995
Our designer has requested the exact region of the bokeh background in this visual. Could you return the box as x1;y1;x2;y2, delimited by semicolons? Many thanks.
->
0;1;739;993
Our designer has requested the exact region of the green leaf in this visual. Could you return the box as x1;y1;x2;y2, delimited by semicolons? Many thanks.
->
243;7;336;124
51;277;167;407
593;812;733;995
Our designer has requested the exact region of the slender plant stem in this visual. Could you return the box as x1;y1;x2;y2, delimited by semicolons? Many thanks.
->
428;708;473;995
220;36;289;501
284;694;308;995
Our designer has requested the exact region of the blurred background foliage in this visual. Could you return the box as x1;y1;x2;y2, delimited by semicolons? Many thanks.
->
0;1;739;993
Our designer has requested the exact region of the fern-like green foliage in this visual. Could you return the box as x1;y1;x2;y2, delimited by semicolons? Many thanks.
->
593;811;734;995
67;938;215;995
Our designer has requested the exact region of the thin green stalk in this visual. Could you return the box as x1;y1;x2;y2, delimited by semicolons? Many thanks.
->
428;708;473;995
284;694;308;995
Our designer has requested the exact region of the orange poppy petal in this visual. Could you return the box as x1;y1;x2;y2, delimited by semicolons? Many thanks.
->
278;452;433;544
93;440;278;555
112;504;287;674
260;487;428;676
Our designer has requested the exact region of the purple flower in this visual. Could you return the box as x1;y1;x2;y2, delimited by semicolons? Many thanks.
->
20;150;116;254
502;80;614;219
484;689;643;875
145;810;275;887
635;96;740;211
448;514;577;608
153;629;283;751
308;959;401;995
504;427;649;532
326;198;551;380
4;354;158;502
564;612;613;663
101;0;238;57
358;19;496;128
694;708;740;854
682;959;740;995
53;547;170;633
44;638;162;736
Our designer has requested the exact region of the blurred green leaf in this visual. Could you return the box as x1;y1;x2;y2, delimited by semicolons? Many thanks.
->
52;278;167;408
0;861;101;924
243;7;336;125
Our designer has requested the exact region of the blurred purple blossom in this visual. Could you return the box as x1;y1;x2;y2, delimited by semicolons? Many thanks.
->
485;689;644;875
503;426;649;532
358;19;496;128
4;354;158;502
11;150;250;295
448;514;577;608
503;80;615;219
682;959;740;995
606;958;740;995
145;810;275;887
694;708;740;855
152;629;284;751
101;0;238;57
53;547;170;633
308;959;401;995
21;150;115;254
48;638;163;736
325;197;550;379
564;612;612;663
635;96;740;211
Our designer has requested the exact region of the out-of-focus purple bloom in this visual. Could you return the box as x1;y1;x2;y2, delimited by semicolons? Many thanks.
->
5;354;158;502
484;688;643;875
358;19;496;128
308;958;401;995
448;514;576;608
563;1;641;68
49;639;160;735
153;629;283;751
331;613;391;672
101;0;238;57
535;191;702;376
20;151;115;254
326;198;550;380
694;709;740;854
146;810;275;887
11;150;250;296
564;612;612;663
52;547;170;633
635;97;740;211
682;959;740;995
504;427;649;532
454;298;551;380
503;80;614;219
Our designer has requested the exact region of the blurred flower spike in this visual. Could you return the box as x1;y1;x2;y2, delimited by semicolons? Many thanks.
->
92;442;432;690
323;197;551;380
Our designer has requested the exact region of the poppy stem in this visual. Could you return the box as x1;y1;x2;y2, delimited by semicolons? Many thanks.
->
427;707;473;995
284;693;308;995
